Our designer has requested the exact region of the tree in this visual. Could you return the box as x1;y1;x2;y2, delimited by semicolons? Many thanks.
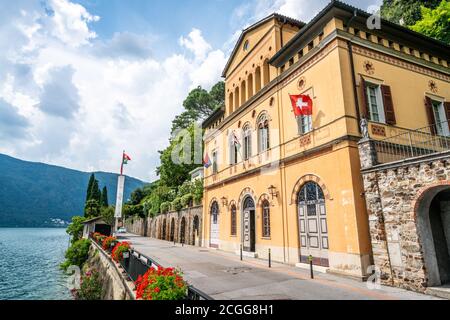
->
381;0;441;26
90;179;101;203
100;186;109;207
66;216;86;243
84;199;100;218
100;206;115;225
170;81;225;134
410;1;450;44
85;174;95;202
60;238;91;271
130;187;145;205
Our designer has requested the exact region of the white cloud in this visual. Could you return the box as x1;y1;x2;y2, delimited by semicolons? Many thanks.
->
47;0;100;47
179;28;212;61
0;1;225;182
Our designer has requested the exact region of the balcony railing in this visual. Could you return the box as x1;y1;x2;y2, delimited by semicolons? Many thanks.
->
373;121;450;164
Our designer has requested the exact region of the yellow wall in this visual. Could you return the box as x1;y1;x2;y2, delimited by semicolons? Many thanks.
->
203;13;450;279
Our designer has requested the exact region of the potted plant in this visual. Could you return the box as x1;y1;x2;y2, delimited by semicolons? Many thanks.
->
102;236;117;250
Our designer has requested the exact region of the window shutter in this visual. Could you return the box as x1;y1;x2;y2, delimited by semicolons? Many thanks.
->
445;102;450;125
360;76;369;118
424;96;436;135
381;85;396;125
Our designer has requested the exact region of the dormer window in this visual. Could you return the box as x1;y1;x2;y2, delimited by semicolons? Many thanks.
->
243;40;249;51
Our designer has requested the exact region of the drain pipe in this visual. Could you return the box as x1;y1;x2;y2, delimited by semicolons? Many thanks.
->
346;10;362;134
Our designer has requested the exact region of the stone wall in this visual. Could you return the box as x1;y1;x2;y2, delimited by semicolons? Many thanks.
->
125;206;203;246
84;242;135;300
359;138;450;292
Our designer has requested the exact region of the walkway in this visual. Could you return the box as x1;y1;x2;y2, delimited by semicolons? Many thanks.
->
118;233;440;300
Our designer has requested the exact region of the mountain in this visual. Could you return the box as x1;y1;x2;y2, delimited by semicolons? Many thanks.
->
0;153;147;227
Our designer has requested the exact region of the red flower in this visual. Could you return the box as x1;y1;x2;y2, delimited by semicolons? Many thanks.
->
154;287;160;293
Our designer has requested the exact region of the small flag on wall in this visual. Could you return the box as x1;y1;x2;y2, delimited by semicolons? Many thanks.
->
204;153;212;168
289;94;313;117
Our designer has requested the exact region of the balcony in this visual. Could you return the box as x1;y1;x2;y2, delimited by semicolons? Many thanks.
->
372;121;450;164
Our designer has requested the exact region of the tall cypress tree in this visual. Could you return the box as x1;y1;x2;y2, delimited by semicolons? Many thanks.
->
90;179;101;203
101;186;109;207
86;174;95;202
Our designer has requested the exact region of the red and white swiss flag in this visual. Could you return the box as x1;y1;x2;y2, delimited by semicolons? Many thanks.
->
289;94;313;117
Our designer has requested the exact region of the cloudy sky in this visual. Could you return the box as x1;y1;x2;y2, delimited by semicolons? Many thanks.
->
0;0;381;182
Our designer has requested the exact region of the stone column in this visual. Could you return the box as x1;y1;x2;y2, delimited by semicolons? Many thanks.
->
358;138;377;169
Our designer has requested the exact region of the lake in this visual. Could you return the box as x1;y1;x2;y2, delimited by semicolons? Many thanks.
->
0;228;73;300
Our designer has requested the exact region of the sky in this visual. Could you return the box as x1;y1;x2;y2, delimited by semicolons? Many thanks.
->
0;0;381;182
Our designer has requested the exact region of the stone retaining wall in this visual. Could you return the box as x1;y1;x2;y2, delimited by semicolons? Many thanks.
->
125;206;203;246
359;138;450;292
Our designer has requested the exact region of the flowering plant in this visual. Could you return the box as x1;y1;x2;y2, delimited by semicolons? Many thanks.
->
102;236;117;250
134;267;187;300
111;242;131;262
72;268;103;300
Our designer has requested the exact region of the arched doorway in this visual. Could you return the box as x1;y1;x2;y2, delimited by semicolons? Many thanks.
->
180;217;186;244
297;182;329;267
210;202;220;248
192;215;199;245
170;218;175;242
417;187;450;287
242;196;256;252
162;219;167;240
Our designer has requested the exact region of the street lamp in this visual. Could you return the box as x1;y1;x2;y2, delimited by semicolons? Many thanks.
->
268;185;278;199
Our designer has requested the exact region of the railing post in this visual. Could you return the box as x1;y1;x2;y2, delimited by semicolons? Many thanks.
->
240;244;243;261
408;131;414;157
268;249;271;268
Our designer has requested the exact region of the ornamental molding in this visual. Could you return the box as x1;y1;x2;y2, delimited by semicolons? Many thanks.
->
352;45;450;82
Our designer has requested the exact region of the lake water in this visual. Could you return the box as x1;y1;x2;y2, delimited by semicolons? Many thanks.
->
0;228;72;300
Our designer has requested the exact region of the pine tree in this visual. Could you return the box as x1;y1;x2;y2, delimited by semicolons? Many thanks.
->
101;186;109;207
86;174;95;202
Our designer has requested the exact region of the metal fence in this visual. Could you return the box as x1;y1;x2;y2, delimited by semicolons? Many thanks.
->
119;249;212;300
373;121;450;164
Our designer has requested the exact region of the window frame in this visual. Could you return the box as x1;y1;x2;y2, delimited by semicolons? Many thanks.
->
243;125;252;160
230;205;237;236
431;99;450;136
366;82;386;124
261;200;271;238
212;151;218;174
258;118;270;153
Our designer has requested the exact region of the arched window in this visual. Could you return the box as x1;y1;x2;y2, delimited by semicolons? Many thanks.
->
255;66;261;92
257;113;270;153
247;73;254;98
229;92;234;113
230;204;237;236
262;200;271;237
234;87;240;110
211;202;219;224
243;123;252;160
229;131;239;165
241;80;247;105
263;59;270;86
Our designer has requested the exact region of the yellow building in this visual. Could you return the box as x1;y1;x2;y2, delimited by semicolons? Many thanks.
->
201;1;450;280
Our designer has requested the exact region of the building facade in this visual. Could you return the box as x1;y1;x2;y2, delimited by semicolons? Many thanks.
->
201;1;450;282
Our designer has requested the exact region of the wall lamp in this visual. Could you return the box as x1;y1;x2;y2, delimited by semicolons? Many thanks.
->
268;185;278;199
221;196;228;207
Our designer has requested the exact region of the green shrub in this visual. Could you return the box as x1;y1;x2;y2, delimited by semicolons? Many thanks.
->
160;202;171;213
60;239;91;271
171;197;182;211
180;193;193;208
75;269;103;300
66;216;86;244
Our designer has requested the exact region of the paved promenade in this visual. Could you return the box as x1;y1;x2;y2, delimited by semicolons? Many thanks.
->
118;233;440;300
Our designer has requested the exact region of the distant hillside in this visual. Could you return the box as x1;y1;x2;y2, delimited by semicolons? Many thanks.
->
0;154;147;227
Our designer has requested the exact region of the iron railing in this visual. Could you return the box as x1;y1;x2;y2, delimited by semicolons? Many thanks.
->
88;234;212;300
373;121;450;164
119;249;212;300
